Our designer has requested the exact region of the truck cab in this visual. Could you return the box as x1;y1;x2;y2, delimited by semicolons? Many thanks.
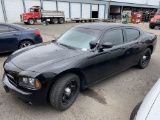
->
149;8;160;29
21;6;65;25
21;6;41;25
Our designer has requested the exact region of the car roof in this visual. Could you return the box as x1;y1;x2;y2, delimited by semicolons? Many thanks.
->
75;23;137;31
0;22;27;30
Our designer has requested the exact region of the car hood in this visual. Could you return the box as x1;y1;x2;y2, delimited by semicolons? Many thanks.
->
8;42;83;71
154;15;160;19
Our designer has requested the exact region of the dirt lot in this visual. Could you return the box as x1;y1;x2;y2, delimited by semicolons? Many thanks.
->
0;22;160;120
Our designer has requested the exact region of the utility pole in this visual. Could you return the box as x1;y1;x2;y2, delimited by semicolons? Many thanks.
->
108;0;111;18
146;0;148;5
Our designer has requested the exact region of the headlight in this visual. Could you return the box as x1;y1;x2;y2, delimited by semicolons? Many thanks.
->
19;77;41;89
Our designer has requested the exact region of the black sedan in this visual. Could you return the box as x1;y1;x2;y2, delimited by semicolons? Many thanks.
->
2;23;157;111
0;22;43;53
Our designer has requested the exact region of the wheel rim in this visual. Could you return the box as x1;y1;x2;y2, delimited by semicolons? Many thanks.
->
54;19;58;23
30;20;34;24
142;52;150;65
62;80;78;105
21;42;32;48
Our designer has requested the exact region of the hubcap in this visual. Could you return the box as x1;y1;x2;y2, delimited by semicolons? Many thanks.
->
65;87;71;96
143;56;147;60
142;52;150;65
21;43;31;48
30;20;33;24
62;81;77;104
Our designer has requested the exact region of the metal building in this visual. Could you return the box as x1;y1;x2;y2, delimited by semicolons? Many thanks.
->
0;0;159;23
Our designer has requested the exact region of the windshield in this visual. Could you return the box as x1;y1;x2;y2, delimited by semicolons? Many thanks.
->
156;9;160;15
29;8;34;12
56;27;100;50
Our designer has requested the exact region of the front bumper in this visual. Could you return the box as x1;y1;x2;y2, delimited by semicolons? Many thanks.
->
2;73;47;105
150;22;160;26
21;20;28;22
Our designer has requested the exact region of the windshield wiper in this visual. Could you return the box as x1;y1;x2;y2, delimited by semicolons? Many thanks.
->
58;43;76;50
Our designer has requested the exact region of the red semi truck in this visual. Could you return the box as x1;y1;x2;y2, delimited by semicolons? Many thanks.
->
21;6;65;25
149;8;160;29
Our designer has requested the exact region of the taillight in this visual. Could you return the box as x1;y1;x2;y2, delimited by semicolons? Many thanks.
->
35;30;41;36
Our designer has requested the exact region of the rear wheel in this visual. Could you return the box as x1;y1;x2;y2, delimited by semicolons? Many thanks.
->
28;19;35;25
58;18;64;24
19;41;33;49
52;18;58;24
49;73;80;111
138;48;151;69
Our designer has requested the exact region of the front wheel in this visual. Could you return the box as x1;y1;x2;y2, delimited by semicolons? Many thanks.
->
49;73;80;111
28;19;35;25
149;23;155;29
138;48;151;69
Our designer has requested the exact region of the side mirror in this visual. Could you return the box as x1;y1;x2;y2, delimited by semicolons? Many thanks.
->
102;42;113;49
89;41;97;49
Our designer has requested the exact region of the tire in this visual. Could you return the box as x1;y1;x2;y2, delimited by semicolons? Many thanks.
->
58;18;64;24
149;23;155;29
49;73;80;111
28;19;35;25
130;102;142;120
52;18;58;24
48;21;53;24
138;48;151;69
19;41;33;49
24;22;28;25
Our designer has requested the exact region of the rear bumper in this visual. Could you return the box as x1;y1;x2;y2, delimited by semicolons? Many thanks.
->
2;73;47;105
34;36;43;44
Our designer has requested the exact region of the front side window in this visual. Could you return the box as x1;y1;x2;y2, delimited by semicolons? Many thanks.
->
101;29;124;45
125;28;140;42
156;9;160;15
0;25;10;33
57;28;100;50
9;27;17;32
29;8;34;12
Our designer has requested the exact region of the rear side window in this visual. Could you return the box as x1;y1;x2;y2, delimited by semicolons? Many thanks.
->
125;28;140;42
0;25;10;33
102;29;124;45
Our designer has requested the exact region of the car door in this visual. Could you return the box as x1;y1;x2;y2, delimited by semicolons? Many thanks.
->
0;25;21;52
93;28;126;82
123;27;142;67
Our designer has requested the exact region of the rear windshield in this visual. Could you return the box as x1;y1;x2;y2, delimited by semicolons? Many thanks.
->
156;9;160;15
12;24;28;30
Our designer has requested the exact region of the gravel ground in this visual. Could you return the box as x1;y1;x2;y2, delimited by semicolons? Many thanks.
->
0;22;160;120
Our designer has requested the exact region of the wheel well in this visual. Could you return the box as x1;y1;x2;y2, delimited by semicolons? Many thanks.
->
50;69;86;90
18;39;34;48
46;69;87;102
148;45;153;53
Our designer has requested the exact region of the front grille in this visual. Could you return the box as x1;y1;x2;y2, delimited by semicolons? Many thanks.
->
155;18;160;22
5;71;18;86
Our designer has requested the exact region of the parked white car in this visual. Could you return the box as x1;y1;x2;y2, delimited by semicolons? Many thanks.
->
130;78;160;120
